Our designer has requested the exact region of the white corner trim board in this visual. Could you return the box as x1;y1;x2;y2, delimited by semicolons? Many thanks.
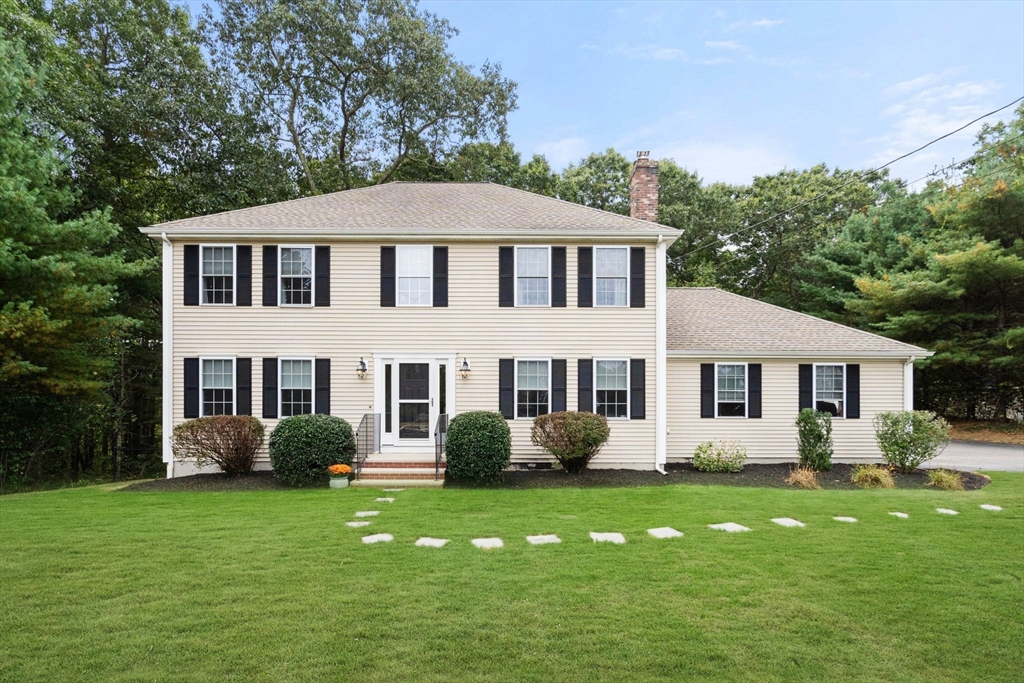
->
376;497;395;503
832;517;858;523
889;512;909;519
472;538;503;549
346;521;371;528
415;537;448;547
354;511;380;517
936;508;959;515
362;534;393;544
980;504;1002;511
525;534;561;545
590;532;626;544
708;522;750;532
770;518;805;528
648;527;683;539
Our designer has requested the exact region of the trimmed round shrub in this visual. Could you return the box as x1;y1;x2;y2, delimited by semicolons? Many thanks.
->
795;408;833;471
171;416;265;476
444;411;511;483
692;440;747;473
269;414;355;486
530;411;610;474
873;410;950;473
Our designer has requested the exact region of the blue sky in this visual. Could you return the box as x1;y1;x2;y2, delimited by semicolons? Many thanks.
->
422;1;1024;187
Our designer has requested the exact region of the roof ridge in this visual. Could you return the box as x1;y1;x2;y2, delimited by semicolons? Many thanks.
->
491;183;678;231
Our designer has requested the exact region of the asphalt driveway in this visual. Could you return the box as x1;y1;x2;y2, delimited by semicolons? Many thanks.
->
925;440;1024;473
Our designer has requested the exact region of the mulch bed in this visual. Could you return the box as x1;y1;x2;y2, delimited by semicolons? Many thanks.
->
122;471;291;492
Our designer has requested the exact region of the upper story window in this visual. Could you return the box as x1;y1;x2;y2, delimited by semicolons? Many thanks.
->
816;364;845;417
595;359;628;418
280;359;313;417
516;359;550;418
280;247;313;306
201;246;234;305
516;247;550;306
716;363;746;417
397;245;433;306
594;247;628;307
201;358;234;416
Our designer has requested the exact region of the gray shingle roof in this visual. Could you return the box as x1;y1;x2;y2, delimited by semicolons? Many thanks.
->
667;288;928;356
142;182;678;237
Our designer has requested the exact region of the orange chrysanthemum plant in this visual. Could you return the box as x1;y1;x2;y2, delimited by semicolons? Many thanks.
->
328;464;352;479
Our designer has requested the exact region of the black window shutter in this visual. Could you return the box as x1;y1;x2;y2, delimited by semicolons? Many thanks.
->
262;246;277;307
314;246;330;307
380;246;396;307
700;363;715;418
236;358;252;415
552;359;567;412
798;364;813;411
630;359;646;419
578;359;593;412
184;245;200;306
551;247;566;307
748;363;762;419
262;358;278;418
577;247;593;308
433;246;448;307
184;358;200;418
499;247;514;307
630;247;645;308
315;359;331;414
846;364;860;419
499;359;514;419
236;246;252;306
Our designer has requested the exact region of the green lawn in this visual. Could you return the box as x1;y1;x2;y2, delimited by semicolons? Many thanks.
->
1;475;1022;683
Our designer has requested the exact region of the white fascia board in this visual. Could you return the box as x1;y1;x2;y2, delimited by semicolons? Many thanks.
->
141;228;679;244
667;349;933;360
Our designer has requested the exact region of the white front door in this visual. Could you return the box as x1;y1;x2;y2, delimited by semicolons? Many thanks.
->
377;356;453;449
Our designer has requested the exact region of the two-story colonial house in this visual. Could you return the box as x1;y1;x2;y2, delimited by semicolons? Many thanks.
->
142;153;929;483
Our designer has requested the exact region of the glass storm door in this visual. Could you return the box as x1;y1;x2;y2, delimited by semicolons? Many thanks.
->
398;363;430;442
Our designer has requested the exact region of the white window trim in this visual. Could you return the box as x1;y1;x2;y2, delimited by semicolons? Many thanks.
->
199;355;236;417
714;361;748;419
396;244;434;308
593;357;630;420
593;245;630;308
199;244;236;307
278;244;315;308
279;356;315;418
514;245;552;307
513;357;551;420
813;363;847;420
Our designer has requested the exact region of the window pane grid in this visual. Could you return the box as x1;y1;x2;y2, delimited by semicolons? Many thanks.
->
398;277;431;306
517;360;549;418
595;278;627;306
202;247;234;304
596;360;628;418
816;365;845;417
280;248;312;305
716;364;745;417
201;359;233;416
280;360;312;416
516;248;549;306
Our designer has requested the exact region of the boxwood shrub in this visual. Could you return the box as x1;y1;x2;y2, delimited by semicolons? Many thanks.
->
269;414;355;486
530;411;610;474
444;411;511;483
692;440;747;473
795;408;833;471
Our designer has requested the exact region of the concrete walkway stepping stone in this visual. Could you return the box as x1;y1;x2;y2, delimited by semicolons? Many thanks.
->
415;537;448;547
354;511;379;517
375;497;395;503
708;522;750;533
833;517;858;523
648;527;684;539
771;518;805;528
888;512;909;519
382;488;405;492
590;532;626;544
472;538;503;549
346;521;371;528
936;508;959;515
980;504;1002;511
526;534;561;545
362;533;393;544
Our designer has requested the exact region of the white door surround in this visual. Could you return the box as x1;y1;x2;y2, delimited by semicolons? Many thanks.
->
373;353;456;451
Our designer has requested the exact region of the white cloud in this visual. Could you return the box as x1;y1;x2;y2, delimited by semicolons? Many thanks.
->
659;140;801;185
705;40;745;51
534;136;592;169
728;18;784;30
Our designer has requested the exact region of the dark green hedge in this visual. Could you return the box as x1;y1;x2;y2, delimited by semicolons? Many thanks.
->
444;411;511;483
269;414;355;486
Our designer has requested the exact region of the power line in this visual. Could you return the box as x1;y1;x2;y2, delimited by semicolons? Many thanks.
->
904;132;1024;188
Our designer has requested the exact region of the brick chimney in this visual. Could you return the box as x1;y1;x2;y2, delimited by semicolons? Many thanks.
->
629;151;659;222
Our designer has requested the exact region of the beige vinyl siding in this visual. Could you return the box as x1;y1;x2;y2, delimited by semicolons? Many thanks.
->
172;241;657;473
666;358;906;462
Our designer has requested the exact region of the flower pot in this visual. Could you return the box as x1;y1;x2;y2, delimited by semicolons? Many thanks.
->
329;477;350;489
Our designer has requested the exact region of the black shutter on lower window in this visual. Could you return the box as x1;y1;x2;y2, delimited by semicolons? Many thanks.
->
499;359;514;419
700;363;715;418
499;247;514;307
552;359;567;412
846;364;860;419
184;358;200;418
433;246;448;307
551;247;566;307
236;246;252;306
262;358;278;418
184;245;200;306
630;247;645;308
578;359;593;412
314;246;330;307
380;246;396;307
577;247;593;308
748;363;762;419
798;364;813;411
262;246;277;307
315;359;330;414
630;359;646;420
236;358;252;415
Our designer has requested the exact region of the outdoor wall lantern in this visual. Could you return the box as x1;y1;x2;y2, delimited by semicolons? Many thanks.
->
460;358;471;379
356;357;367;379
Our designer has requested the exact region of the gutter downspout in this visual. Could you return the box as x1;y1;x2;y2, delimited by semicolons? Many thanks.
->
161;233;174;479
904;356;916;411
655;234;668;474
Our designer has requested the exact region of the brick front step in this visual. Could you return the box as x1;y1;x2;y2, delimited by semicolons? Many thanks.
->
362;461;446;469
357;472;441;480
351;478;444;489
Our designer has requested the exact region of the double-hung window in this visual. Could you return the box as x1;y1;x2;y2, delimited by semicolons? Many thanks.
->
201;246;234;305
201;358;234;416
516;247;550;306
815;364;845;417
280;359;313;417
397;245;432;306
516;359;550;418
595;359;629;418
280;246;313;306
594;247;628;307
716;363;747;417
